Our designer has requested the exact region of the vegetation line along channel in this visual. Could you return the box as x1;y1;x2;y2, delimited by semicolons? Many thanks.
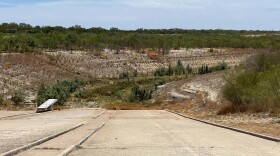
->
166;110;280;142
59;123;106;156
0;123;85;156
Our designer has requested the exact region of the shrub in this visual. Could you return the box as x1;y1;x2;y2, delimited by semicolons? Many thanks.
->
186;64;193;74
37;78;86;105
214;61;228;71
198;62;228;75
223;70;260;105
0;95;4;104
154;79;166;88
222;52;280;114
130;84;153;102
154;67;167;77
174;60;185;75
167;65;174;76
119;71;130;81
11;91;25;105
154;61;190;77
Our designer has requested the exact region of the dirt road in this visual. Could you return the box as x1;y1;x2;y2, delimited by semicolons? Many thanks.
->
0;110;279;156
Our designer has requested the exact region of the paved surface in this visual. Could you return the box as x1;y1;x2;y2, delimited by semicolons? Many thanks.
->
71;110;280;156
18;110;114;156
0;108;104;154
1;110;280;156
0;111;33;118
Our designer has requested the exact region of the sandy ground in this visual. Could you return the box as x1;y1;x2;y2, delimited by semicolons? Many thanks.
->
70;110;280;156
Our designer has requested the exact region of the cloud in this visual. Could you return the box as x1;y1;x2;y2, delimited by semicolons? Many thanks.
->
117;0;212;9
0;0;279;30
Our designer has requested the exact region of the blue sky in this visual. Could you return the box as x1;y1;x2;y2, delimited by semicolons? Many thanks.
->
0;0;279;30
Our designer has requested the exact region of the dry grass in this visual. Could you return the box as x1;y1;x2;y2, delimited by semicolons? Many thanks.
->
217;104;269;115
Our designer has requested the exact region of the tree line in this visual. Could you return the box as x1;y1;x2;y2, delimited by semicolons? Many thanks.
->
154;60;227;77
1;23;280;53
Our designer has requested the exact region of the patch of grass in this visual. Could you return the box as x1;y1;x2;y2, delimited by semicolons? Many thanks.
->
217;102;266;115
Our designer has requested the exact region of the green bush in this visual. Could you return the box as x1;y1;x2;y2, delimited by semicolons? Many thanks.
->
119;71;130;81
154;79;166;88
198;64;210;75
222;52;280;113
154;67;167;77
0;95;4;104
174;60;185;75
223;70;260;105
11;91;25;105
154;60;190;77
37;78;86;105
198;62;228;75
130;84;153;102
186;64;193;74
214;61;228;71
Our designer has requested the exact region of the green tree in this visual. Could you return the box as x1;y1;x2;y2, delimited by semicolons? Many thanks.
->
65;33;78;52
186;64;193;74
174;60;185;75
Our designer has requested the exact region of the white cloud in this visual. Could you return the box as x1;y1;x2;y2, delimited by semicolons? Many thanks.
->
117;0;212;9
0;0;279;30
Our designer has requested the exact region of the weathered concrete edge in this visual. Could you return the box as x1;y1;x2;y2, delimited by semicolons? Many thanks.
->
93;110;107;118
0;123;85;156
166;109;280;142
0;113;35;120
0;110;55;121
110;110;117;119
59;123;105;156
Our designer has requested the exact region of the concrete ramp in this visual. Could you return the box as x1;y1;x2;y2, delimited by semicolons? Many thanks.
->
170;91;191;99
36;99;58;113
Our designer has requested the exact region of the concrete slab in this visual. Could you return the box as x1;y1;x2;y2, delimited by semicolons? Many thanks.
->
0;109;105;154
71;110;280;156
0;111;33;118
37;99;57;113
18;111;113;156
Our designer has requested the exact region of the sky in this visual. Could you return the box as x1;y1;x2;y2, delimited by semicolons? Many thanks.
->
0;0;279;30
